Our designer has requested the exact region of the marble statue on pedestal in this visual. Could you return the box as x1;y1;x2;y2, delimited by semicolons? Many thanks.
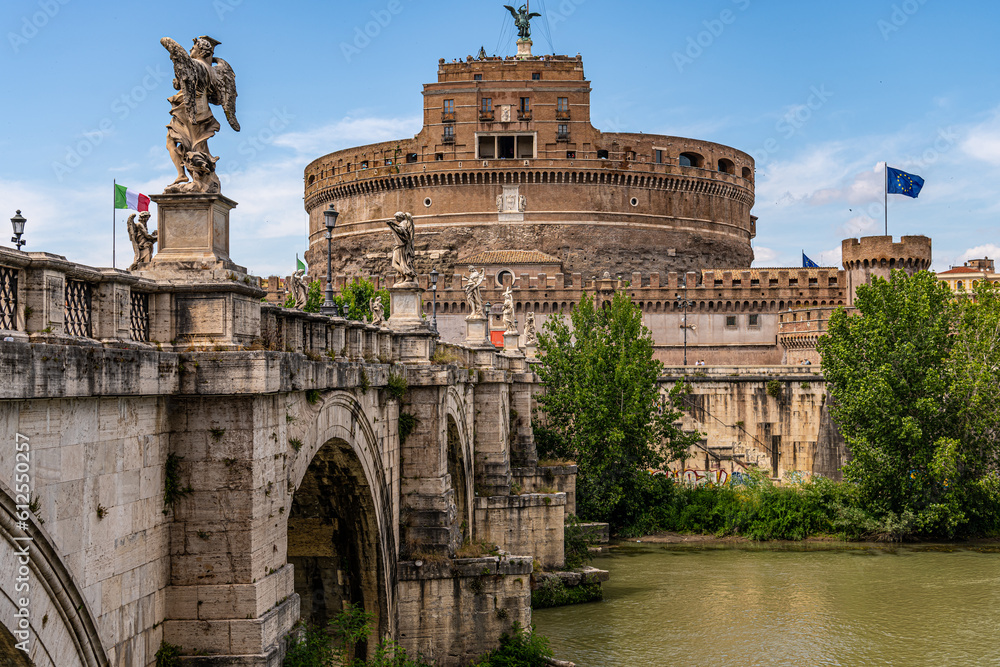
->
464;266;486;319
524;312;538;346
127;211;158;270
288;269;307;309
370;296;385;326
161;35;240;194
502;286;516;333
386;212;417;286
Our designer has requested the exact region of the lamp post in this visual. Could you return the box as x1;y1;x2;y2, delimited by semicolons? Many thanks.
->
430;268;439;331
321;204;339;316
676;289;696;366
10;211;26;251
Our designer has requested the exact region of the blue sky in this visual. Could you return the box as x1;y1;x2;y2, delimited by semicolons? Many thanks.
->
3;0;1000;275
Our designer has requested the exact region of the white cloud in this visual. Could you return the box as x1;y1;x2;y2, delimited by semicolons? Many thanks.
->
962;110;1000;165
816;246;842;267
955;244;1000;268
274;116;422;157
752;246;778;265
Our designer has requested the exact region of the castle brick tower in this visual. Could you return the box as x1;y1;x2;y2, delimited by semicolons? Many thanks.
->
841;235;932;305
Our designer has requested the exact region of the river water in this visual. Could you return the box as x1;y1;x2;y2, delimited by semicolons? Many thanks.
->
532;543;1000;666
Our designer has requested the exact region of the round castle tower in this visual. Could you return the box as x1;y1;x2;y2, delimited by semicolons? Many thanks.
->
841;235;932;305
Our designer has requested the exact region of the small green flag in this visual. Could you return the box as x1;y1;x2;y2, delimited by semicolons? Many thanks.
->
296;255;306;272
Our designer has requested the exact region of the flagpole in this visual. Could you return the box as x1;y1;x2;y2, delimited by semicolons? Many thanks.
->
884;163;888;237
113;179;116;269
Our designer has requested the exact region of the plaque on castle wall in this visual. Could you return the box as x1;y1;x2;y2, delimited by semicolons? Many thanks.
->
497;185;525;222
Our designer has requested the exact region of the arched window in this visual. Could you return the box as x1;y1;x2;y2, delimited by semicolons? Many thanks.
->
957;281;964;291
679;152;704;168
742;166;753;179
718;159;736;175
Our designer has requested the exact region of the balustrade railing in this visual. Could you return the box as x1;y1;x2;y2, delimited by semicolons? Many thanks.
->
64;279;93;338
0;265;17;330
130;292;150;342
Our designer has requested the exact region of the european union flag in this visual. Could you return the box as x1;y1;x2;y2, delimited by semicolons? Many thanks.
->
802;253;819;268
887;167;924;198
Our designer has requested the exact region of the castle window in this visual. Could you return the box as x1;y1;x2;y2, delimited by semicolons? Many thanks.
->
478;135;496;159
714;279;723;287
360;160;369;169
732;279;742;287
742;166;753;179
655;150;664;164
751;279;760;287
406;153;418;163
769;278;778;286
788;278;798;286
435;153;444;161
748;314;760;328
496;270;514;287
443;99;456;122
718;158;736;174
557;97;569;112
597;149;609;159
679;152;704;168
482;98;493;112
808;278;818;286
532;72;541;80
443;126;455;143
557;124;570;141
474;74;483;81
726;315;738;328
518;97;531;120
828;277;837;286
566;151;576;159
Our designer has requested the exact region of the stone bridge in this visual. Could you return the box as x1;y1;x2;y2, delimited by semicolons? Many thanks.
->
0;196;574;666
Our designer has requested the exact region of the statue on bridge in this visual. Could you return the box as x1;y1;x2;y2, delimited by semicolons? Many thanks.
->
524;311;538;346
126;211;158;270
502;286;516;333
464;266;486;319
288;269;308;309
504;4;541;40
161;35;240;194
386;212;417;287
370;295;385;326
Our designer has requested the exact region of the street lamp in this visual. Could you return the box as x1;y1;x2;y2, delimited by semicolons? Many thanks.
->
676;289;696;366
321;204;339;316
430;268;439;331
10;211;26;251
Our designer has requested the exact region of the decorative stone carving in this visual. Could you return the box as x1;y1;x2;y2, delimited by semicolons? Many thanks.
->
496;194;504;212
464;266;486;320
126;211;158;270
387;212;417;287
161;36;240;194
370;296;385;326
524;312;538;346
289;269;307;309
519;195;527;212
502;286;516;333
500;105;512;123
498;186;525;222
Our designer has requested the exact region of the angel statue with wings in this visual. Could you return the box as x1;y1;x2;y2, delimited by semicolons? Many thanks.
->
127;211;157;271
160;35;240;194
504;4;541;40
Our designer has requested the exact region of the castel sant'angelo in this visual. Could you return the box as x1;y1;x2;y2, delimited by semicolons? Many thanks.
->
291;25;933;365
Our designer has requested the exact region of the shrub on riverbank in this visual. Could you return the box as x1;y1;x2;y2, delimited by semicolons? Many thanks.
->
612;469;1000;541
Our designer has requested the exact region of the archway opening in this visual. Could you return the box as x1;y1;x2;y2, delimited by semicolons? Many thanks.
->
288;438;386;659
447;415;470;543
0;624;33;667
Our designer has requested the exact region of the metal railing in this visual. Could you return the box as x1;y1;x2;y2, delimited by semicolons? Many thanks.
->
130;292;150;342
64;279;93;338
0;266;17;330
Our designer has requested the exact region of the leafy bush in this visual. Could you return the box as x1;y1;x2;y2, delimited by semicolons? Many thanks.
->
531;577;602;609
563;515;596;569
470;623;552;667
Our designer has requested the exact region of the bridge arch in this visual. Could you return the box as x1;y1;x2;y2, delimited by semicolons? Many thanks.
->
0;480;108;667
285;392;394;659
445;386;474;540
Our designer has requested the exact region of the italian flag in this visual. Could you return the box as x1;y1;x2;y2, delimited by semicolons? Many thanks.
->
114;184;150;212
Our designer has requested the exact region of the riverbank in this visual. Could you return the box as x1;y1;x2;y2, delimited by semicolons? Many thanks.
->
613;531;1000;548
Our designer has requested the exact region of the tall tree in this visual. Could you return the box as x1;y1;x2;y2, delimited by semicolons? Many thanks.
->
535;292;699;530
819;270;1000;536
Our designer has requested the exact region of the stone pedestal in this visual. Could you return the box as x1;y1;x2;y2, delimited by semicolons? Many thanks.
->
389;284;435;363
517;38;533;59
148;193;246;276
503;331;522;356
524;343;537;359
465;316;490;346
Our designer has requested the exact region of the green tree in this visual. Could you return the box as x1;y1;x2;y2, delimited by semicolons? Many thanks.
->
336;277;390;321
534;291;700;532
818;270;1000;537
303;280;323;313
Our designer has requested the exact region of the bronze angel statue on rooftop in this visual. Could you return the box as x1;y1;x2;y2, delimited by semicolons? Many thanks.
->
160;35;240;194
504;5;541;40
